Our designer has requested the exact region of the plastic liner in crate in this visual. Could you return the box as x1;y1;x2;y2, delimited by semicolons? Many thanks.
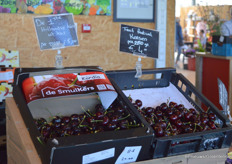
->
106;68;232;158
12;67;154;164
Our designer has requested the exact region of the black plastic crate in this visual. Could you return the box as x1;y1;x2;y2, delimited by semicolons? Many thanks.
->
12;67;154;164
0;101;6;136
106;68;232;158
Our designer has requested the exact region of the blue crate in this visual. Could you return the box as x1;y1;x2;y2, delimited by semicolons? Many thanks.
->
212;43;232;56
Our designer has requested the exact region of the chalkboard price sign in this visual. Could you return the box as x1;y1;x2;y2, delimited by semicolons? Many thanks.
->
119;24;159;58
34;13;79;50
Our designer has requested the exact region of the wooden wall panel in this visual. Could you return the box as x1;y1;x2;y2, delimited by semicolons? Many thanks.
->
0;2;175;71
166;0;176;67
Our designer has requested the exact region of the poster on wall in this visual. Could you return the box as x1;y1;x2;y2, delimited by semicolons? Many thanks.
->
0;0;111;15
0;49;19;67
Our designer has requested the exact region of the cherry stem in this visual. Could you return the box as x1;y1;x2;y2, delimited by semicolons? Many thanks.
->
104;110;114;115
79;115;86;126
87;109;93;116
167;97;170;105
118;114;131;121
80;106;91;117
91;120;103;123
166;122;171;130
206;107;210;113
114;127;120;131
37;136;44;145
193;123;197;133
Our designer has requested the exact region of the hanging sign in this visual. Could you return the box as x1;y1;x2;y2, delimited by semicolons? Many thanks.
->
119;24;159;58
33;13;79;50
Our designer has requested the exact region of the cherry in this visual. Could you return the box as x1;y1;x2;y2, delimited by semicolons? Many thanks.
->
191;114;200;121
61;116;71;124
208;113;216;121
135;99;143;107
95;111;104;119
174;110;183;119
207;121;217;129
184;112;193;121
176;104;185;110
160;103;168;112
155;110;163;117
119;120;129;129
71;114;79;121
36;118;47;126
200;117;208;124
107;122;117;130
86;116;96;124
165;108;173;116
154;126;164;137
111;115;119;123
169;114;178;123
157;121;167;129
70;120;79;128
145;107;154;114
41;124;52;131
102;116;110;125
174;120;183;128
95;104;104;113
52;116;62;124
189;108;197;115
169;101;177;108
155;117;163;123
41;129;50;138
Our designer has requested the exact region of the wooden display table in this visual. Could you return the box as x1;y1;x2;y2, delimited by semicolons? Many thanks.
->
195;52;232;113
6;97;229;164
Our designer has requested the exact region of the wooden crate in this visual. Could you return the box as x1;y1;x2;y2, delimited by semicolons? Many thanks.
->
5;97;230;164
6;97;41;164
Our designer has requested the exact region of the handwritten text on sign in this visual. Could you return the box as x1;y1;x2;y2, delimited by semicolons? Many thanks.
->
120;24;159;58
34;14;79;50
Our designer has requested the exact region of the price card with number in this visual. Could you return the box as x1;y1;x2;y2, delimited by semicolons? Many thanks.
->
115;146;142;164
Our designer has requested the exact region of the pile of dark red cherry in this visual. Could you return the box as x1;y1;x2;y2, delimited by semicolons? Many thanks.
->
130;97;218;137
34;101;142;142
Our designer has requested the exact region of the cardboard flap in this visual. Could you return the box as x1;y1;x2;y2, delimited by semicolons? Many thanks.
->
22;72;118;119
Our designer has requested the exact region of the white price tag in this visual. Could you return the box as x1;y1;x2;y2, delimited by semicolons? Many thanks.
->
115;146;142;164
0;71;14;82
219;36;224;42
82;148;115;164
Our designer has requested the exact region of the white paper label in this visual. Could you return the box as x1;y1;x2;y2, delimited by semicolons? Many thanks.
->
115;146;142;164
77;74;105;81
84;26;91;30
219;36;224;42
0;71;13;81
82;148;115;164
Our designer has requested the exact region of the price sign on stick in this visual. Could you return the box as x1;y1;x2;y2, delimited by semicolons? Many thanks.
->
218;78;228;112
217;78;232;121
119;24;159;58
34;13;79;50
